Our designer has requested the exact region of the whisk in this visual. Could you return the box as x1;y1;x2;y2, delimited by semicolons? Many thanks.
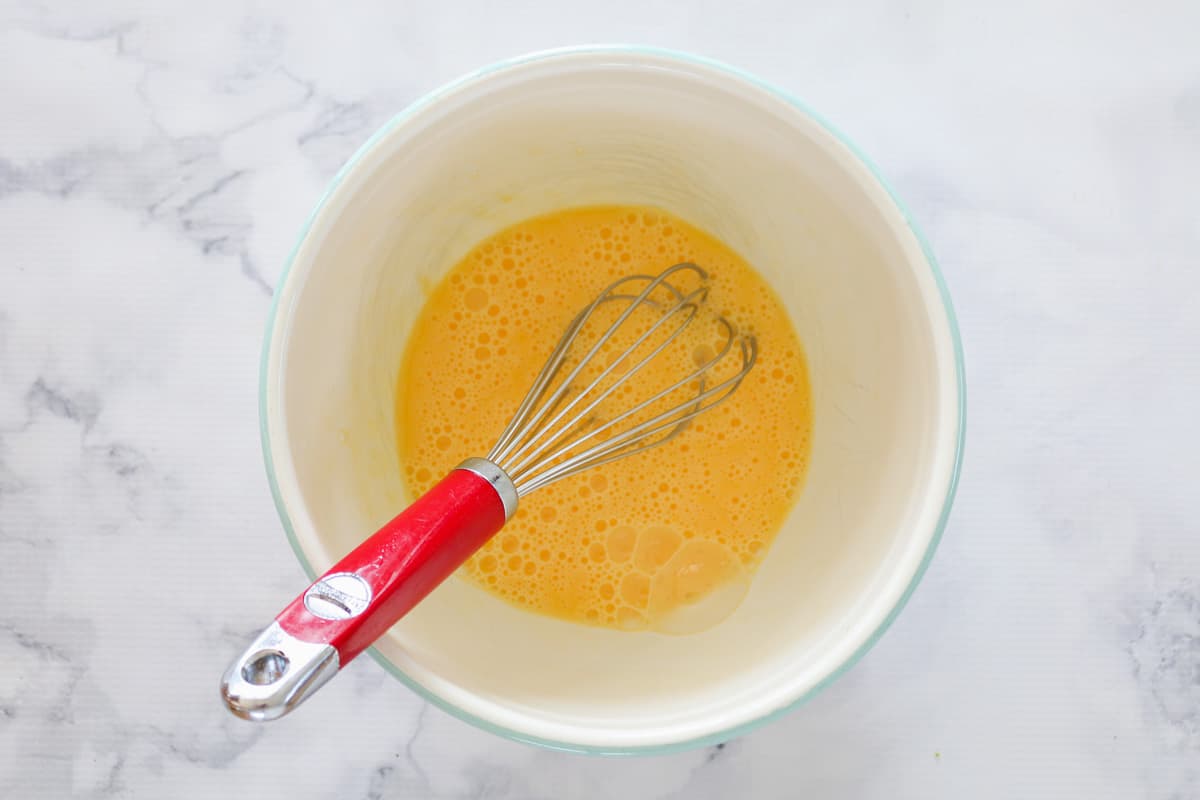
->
221;263;757;720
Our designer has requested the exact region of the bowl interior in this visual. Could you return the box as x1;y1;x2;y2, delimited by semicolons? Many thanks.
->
264;51;960;750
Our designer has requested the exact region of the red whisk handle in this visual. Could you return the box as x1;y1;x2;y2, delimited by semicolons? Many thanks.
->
221;458;515;720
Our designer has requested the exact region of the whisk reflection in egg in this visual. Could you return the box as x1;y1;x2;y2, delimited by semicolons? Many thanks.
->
222;262;756;721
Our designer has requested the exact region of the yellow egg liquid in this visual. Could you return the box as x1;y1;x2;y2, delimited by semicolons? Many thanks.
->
396;206;812;632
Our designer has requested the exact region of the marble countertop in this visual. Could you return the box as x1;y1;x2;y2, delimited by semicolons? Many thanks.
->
2;1;1198;797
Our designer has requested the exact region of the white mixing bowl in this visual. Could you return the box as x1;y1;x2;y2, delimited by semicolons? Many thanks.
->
260;46;965;754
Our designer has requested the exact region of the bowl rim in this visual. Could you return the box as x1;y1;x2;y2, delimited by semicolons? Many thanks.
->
259;44;966;756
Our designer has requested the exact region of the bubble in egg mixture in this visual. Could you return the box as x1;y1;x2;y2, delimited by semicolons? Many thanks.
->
395;205;812;632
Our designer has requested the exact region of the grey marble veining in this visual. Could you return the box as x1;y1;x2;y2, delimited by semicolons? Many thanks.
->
1;0;1198;797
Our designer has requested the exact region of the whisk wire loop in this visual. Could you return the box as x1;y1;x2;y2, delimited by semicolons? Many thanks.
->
487;262;757;496
490;263;699;464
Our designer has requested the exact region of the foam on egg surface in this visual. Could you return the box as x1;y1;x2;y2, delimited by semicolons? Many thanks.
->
396;206;812;632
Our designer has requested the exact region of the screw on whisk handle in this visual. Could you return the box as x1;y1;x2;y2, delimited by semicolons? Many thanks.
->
220;458;516;721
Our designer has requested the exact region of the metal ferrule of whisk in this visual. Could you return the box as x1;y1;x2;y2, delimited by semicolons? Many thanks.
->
221;262;756;721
